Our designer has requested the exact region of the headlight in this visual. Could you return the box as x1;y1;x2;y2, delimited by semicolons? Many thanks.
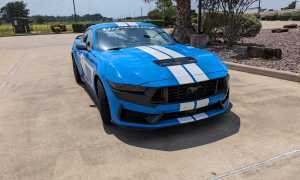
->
109;81;146;94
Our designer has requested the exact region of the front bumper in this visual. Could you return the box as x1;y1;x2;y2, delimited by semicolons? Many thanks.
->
107;85;231;129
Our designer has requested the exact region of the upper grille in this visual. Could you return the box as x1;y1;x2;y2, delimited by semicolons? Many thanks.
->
152;77;228;104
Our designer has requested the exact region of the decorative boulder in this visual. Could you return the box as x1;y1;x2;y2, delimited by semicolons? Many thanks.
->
263;48;282;59
271;28;289;33
247;46;265;58
283;24;298;29
247;46;282;59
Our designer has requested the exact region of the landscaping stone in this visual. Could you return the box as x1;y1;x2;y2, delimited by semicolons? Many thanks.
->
263;48;282;59
207;29;300;74
247;46;264;58
190;34;209;48
271;28;289;33
283;24;298;29
234;46;249;58
247;46;282;59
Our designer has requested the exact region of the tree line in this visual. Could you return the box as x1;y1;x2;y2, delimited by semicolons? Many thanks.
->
0;1;112;24
31;14;112;24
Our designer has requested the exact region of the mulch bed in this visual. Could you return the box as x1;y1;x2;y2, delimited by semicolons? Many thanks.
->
206;29;300;74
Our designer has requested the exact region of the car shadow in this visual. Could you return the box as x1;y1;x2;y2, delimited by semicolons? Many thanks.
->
103;111;240;151
80;83;240;151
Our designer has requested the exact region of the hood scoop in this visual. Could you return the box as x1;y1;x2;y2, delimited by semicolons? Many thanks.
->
154;57;196;67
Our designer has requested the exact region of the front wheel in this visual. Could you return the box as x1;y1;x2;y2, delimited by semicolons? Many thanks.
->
95;78;112;125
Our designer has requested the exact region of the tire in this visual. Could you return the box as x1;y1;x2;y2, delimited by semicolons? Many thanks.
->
72;56;82;84
95;78;112;125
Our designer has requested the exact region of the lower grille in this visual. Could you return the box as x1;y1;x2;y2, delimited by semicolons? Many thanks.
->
120;100;227;125
161;103;222;121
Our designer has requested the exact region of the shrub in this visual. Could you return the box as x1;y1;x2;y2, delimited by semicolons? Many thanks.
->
277;12;293;20
261;13;279;20
72;24;86;33
148;9;161;19
240;15;262;37
203;14;261;40
202;0;260;45
50;24;67;33
261;10;300;21
147;7;176;27
203;13;229;39
164;6;176;26
291;11;300;20
146;20;164;27
72;23;94;33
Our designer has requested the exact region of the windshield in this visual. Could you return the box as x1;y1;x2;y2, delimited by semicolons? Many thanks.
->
96;27;175;51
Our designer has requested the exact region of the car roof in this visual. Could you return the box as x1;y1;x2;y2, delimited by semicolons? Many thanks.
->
89;22;158;31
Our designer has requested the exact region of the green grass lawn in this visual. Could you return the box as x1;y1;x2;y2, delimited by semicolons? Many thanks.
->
0;21;117;36
0;24;14;36
0;23;74;36
31;24;73;33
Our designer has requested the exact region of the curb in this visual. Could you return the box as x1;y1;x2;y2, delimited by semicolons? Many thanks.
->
225;62;300;83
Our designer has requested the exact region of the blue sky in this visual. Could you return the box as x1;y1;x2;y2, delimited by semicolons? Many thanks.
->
0;0;295;18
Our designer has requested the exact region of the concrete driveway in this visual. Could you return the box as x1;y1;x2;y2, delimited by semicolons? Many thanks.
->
0;34;299;180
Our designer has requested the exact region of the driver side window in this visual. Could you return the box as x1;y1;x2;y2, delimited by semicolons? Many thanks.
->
83;30;93;50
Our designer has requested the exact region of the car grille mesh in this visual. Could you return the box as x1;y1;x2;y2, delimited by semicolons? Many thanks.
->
153;77;227;104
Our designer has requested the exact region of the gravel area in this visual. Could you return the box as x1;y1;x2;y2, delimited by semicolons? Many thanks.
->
208;28;300;74
260;21;300;29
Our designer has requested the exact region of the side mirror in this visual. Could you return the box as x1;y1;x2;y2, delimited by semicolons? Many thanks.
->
82;34;87;43
76;43;87;51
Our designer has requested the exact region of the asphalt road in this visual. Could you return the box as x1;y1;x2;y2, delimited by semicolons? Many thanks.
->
0;34;300;180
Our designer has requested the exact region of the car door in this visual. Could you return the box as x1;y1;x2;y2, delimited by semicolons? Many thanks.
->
79;29;96;89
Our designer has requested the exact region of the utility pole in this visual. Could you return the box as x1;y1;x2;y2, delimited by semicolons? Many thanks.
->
197;0;202;34
72;0;77;22
258;0;261;16
162;0;166;27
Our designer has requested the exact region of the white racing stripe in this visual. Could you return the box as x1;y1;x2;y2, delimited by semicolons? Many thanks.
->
115;22;128;27
137;46;194;85
196;98;209;109
183;63;209;82
136;46;170;60
193;113;208;121
168;65;194;84
80;54;94;88
180;102;195;111
126;22;138;26
151;45;185;58
151;46;209;83
178;116;194;124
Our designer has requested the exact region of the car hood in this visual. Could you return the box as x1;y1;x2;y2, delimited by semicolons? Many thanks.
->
97;44;228;86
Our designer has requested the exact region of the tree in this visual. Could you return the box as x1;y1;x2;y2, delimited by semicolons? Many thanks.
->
156;0;173;11
0;1;29;23
173;0;193;43
282;1;297;10
148;9;162;19
145;0;194;43
34;15;45;24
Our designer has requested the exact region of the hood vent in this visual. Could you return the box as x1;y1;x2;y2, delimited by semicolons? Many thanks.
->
154;57;196;67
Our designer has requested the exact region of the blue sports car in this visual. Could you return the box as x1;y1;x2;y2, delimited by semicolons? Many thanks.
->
71;22;230;129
